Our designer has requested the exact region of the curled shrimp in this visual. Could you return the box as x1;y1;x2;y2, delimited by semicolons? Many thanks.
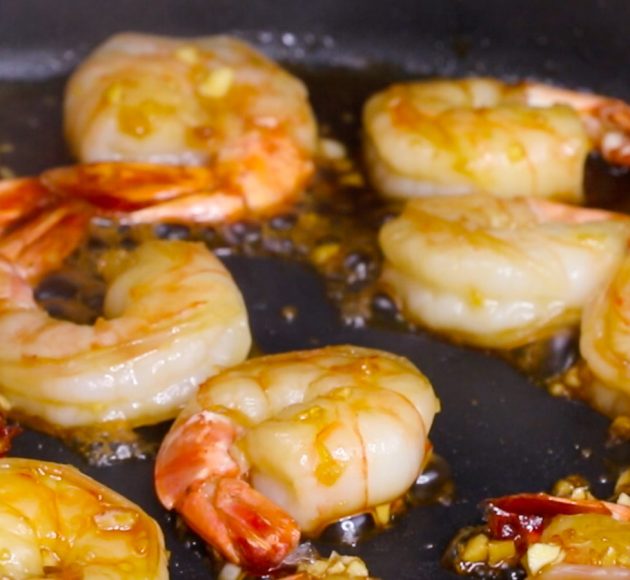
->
580;253;630;417
0;237;251;431
155;345;439;574
364;77;630;202
379;194;630;349
60;32;317;223
0;457;168;578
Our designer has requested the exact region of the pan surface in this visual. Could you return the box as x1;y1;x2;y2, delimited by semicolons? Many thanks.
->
2;1;630;579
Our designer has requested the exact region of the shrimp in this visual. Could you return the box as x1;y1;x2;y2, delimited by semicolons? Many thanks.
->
155;345;439;574
450;483;630;579
0;177;92;283
379;194;630;349
0;239;251;431
0;457;168;578
364;77;630;202
580;253;630;418
61;32;317;222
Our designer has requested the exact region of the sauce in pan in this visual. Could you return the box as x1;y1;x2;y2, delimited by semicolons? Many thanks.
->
2;62;630;579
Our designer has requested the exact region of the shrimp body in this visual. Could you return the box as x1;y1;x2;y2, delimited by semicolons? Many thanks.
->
379;195;630;348
365;77;630;202
0;457;167;579
580;254;630;416
155;345;439;573
63;33;317;221
0;239;251;430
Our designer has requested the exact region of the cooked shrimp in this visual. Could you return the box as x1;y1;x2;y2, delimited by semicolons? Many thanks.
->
364;77;630;202
62;32;317;222
0;457;168;578
580;253;630;417
379;194;630;349
155;345;439;574
0;177;91;283
0;239;251;430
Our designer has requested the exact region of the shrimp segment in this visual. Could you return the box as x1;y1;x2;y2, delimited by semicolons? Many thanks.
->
155;345;439;573
63;33;317;221
0;458;167;579
0;240;251;430
379;195;630;349
580;254;630;416
158;411;299;573
364;77;630;202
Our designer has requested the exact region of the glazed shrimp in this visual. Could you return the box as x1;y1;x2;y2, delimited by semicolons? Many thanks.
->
155;345;439;574
364;77;630;202
452;493;630;578
580;254;630;417
0;457;168;579
379;194;630;349
0;239;251;430
60;32;317;222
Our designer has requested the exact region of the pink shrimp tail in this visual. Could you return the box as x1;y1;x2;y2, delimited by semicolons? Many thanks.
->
178;477;300;573
155;411;300;573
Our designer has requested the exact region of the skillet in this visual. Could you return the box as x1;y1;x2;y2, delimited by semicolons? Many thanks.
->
2;1;630;578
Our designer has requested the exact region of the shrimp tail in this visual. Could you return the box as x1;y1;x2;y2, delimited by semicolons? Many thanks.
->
593;99;630;165
178;477;300;573
0;414;20;457
522;82;630;166
42;162;217;211
0;201;92;283
155;411;300;573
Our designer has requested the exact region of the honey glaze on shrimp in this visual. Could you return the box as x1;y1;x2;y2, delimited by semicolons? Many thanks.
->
61;33;317;222
155;345;439;574
0;239;251;432
379;194;630;349
364;77;630;202
0;458;168;579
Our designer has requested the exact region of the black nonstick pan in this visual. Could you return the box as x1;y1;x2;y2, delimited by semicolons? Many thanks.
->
2;1;630;578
